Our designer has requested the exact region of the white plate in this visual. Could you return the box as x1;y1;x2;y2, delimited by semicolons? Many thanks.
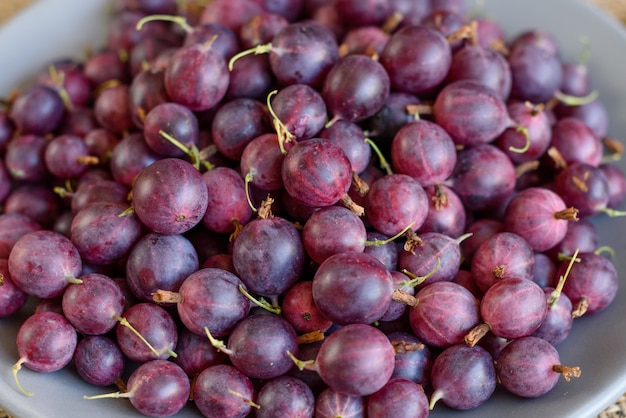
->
1;0;626;417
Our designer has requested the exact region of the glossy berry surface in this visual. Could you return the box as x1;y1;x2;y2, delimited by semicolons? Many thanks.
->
314;323;395;396
131;158;209;235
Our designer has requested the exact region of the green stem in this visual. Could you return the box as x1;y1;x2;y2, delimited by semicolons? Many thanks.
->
364;137;392;175
429;389;444;411
554;89;599;106
557;252;581;263
324;114;341;129
204;327;234;355
136;14;193;33
227;389;261;409
238;285;281;315
49;181;76;200
49;65;73;111
265;89;294;154
601;153;622;164
164;348;178;358
84;391;132;400
549;248;580;308
118;206;135;218
286;350;316;371
159;130;213;170
244;172;258;212
229;43;272;71
364;222;415;247
508;125;530;153
400;258;441;288
53;186;73;199
594;245;615;258
456;232;474;244
66;275;83;285
12;357;34;397
159;129;193;155
113;314;161;358
600;207;626;217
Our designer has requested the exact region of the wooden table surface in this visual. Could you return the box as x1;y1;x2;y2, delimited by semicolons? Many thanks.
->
0;0;34;25
0;1;626;418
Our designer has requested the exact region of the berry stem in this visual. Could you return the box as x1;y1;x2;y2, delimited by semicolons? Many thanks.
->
48;65;74;111
198;144;218;160
399;257;441;288
136;14;194;33
594;245;615;258
340;194;365;217
381;11;403;34
508;125;531;153
227;389;261;409
76;155;100;165
204;327;234;356
600;207;626;217
364;137;393;175
554;89;599;106
158;130;188;158
244;171;258;213
324;114;341;129
403;229;424;253
229;43;272;71
554;207;579;221
391;340;425;354
464;323;491;347
446;20;478;45
552;364;582;381
286;350;317;372
557;253;581;263
159;130;213;170
118;206;136;218
524;101;545;117
66;275;83;285
296;330;325;344
391;289;419;307
572;296;589;318
364;222;415;247
152;289;184;304
546;146;568;170
257;195;275;220
492;265;506;279
12;357;34;397
266;89;295;154
351;171;370;196
84;391;133;400
113;314;163;358
549;248;579;308
602;137;623;163
429;389;444;411
405;103;433;120
431;184;448;210
456;232;474;244
515;160;540;179
237;284;281;315
53;186;74;199
229;219;244;242
115;377;127;393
